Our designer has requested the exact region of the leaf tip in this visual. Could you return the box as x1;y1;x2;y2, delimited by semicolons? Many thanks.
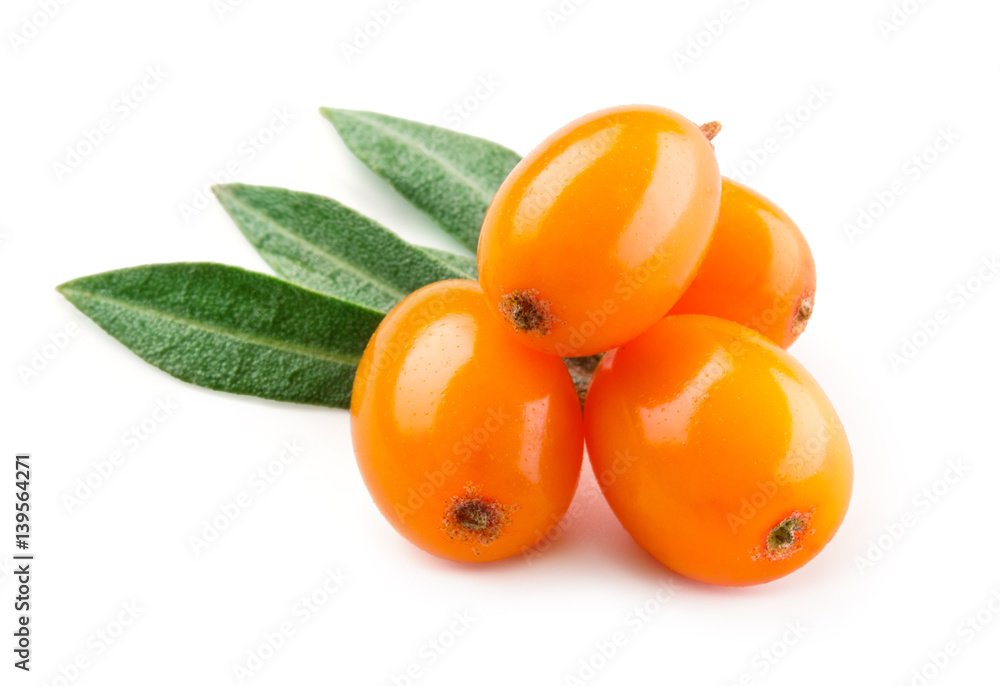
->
319;106;339;124
55;278;77;296
55;279;85;307
320;107;363;132
211;183;235;200
212;184;254;212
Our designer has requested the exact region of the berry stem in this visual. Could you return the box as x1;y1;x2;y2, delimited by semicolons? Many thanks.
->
562;354;604;410
700;121;722;142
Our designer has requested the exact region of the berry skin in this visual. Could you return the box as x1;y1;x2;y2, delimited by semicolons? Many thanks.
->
670;178;817;348
350;280;584;563
478;105;721;358
584;315;852;586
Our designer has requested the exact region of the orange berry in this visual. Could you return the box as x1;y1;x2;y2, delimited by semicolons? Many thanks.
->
350;280;584;563
584;315;852;586
478;105;721;357
670;178;817;348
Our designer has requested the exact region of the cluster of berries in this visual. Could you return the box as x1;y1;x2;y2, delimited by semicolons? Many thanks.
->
351;105;852;587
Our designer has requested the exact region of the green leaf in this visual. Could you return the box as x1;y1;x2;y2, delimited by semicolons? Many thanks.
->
419;246;478;279
321;108;522;253
57;263;384;408
213;184;470;313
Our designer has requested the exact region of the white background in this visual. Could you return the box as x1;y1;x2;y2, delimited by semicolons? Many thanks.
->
3;0;999;684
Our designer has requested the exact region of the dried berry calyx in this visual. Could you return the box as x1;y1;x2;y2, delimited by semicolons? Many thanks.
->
453;499;496;532
442;487;517;554
767;518;800;550
792;293;815;337
699;121;722;142
499;289;555;335
754;511;814;562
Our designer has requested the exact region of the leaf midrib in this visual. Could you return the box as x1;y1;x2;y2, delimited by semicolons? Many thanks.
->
222;191;409;301
60;288;364;367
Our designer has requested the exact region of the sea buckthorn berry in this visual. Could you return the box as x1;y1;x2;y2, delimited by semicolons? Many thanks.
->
670;178;817;348
584;315;852;586
350;279;584;563
477;105;722;358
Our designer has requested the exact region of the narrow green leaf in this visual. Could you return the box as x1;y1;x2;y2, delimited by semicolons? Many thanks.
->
321;108;522;253
213;184;470;312
57;263;384;408
419;247;478;279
